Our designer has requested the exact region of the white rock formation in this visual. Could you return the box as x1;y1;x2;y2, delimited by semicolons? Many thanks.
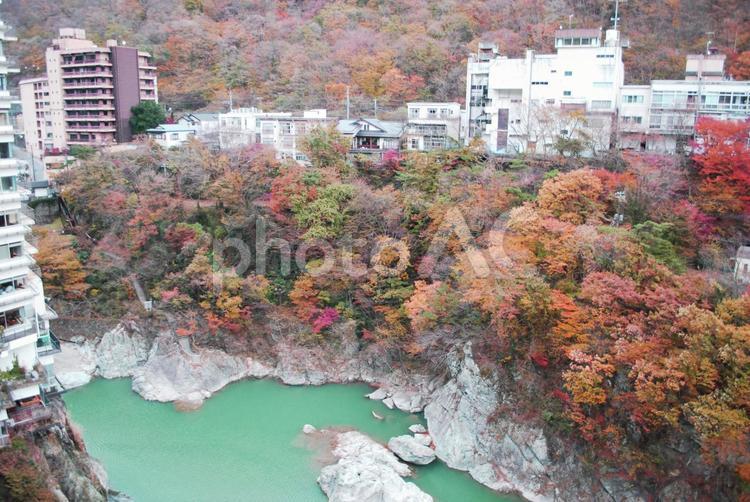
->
413;434;432;447
408;424;426;434
424;344;552;501
303;424;317;434
94;325;149;379
131;336;273;403
387;435;436;465
318;431;432;502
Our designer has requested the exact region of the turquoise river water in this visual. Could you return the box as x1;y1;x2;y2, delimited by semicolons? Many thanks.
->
64;378;520;502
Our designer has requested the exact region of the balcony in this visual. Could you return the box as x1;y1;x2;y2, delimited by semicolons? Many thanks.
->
36;332;61;357
0;323;37;345
62;82;114;89
66;114;115;121
7;403;51;429
64;104;115;110
62;68;113;75
67;125;117;132
61;59;112;68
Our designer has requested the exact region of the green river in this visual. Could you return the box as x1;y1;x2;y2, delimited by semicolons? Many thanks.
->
64;378;520;502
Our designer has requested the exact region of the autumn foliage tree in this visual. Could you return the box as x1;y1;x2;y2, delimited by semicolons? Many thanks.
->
34;229;89;299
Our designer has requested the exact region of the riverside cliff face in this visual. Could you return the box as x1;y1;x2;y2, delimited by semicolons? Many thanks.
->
56;322;663;501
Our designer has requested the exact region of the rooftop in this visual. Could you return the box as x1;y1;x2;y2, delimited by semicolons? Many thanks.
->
554;28;602;39
147;124;197;133
337;118;405;137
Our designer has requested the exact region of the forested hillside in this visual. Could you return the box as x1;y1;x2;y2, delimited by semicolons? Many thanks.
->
6;0;750;112
35;118;750;498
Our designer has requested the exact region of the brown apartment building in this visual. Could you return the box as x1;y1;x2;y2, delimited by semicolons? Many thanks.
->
20;28;158;156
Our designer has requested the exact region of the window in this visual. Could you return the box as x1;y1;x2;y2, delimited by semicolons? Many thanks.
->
622;116;643;124
624;95;644;104
591;100;612;109
0;176;15;192
0;307;24;329
563;91;572;96
0;213;18;227
427;108;437;116
596;54;615;59
410;138;419;149
531;81;548;85
564;70;572;76
545;99;555;105
409;108;419;118
0;242;23;260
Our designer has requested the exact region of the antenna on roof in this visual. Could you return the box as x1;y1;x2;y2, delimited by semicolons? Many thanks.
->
611;0;626;30
706;31;715;55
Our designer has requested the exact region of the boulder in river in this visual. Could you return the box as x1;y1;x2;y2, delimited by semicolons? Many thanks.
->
318;431;432;502
387;435;436;465
408;424;426;434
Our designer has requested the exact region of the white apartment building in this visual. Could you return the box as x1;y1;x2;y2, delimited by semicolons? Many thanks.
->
404;102;462;151
219;108;334;162
0;2;60;445
465;28;626;155
258;109;333;162
618;55;750;153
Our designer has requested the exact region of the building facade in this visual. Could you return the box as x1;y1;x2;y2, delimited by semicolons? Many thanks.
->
0;2;60;445
404;102;462;151
464;29;625;156
19;28;158;154
258;109;333;162
146;123;197;149
337;118;405;159
618;55;750;153
218;108;334;162
735;246;750;284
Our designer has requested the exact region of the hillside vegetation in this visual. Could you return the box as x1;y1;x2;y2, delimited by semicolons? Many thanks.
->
34;118;750;499
6;0;750;111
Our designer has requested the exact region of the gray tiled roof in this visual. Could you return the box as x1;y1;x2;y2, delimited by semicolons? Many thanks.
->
337;118;405;138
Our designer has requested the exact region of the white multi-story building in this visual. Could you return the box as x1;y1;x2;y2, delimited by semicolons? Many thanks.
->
404;102;462;151
0;1;60;445
258;109;334;162
465;28;626;156
219;108;334;162
618;54;750;153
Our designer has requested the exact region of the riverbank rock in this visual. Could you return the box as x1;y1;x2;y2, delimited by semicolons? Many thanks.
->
56;341;97;389
387;435;436;465
318;431;432;502
424;343;552;501
303;424;317;434
94;324;149;379
408;424;426;434
131;335;268;403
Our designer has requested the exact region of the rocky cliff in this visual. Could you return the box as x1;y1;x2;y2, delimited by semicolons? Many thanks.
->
56;322;660;501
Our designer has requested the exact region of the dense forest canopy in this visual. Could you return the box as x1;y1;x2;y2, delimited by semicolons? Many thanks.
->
6;0;750;112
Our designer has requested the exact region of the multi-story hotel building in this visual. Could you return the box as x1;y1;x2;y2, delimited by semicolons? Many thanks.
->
20;28;158;155
464;28;626;156
0;1;60;445
618;54;750;153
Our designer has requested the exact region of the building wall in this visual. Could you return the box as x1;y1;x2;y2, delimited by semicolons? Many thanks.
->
20;29;158;151
405;102;462;151
111;46;141;143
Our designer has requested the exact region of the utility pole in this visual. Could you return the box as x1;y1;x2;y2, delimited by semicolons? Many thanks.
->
374;98;378;118
228;89;233;111
346;86;350;119
568;14;573;30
